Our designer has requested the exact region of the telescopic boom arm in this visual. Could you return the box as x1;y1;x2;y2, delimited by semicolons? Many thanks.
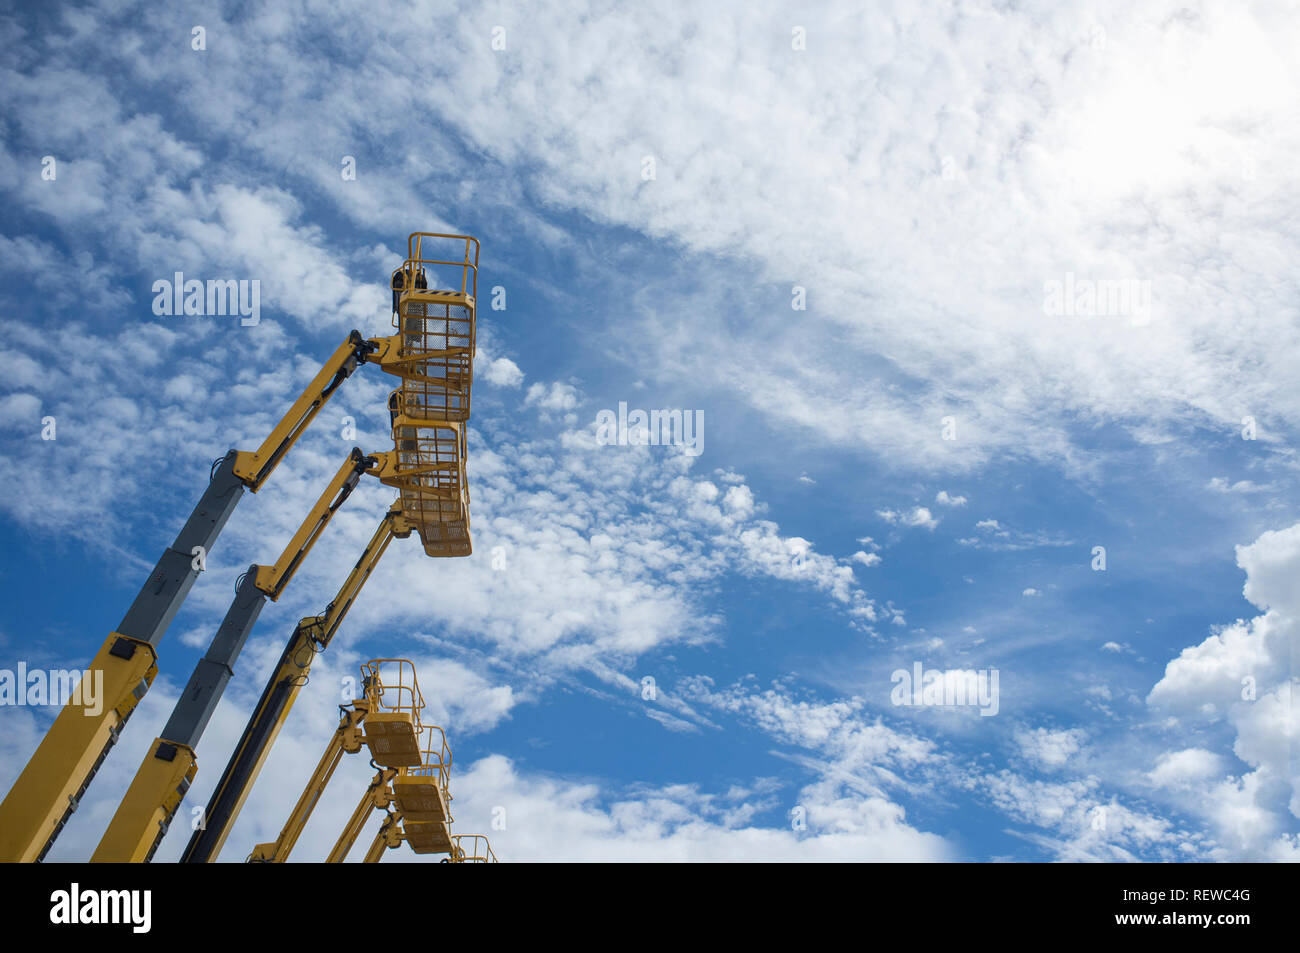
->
0;333;378;863
181;504;412;863
90;450;377;863
247;657;425;863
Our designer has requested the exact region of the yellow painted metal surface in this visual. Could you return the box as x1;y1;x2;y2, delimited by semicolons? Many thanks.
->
231;334;375;491
363;811;404;863
449;834;499;863
91;738;196;863
376;233;478;558
360;658;426;767
404;823;454;855
0;633;156;862
391;702;455;856
362;712;422;767
254;450;375;600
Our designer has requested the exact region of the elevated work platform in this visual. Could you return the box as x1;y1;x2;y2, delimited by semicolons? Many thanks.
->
404;821;454;856
361;659;425;768
394;723;452;854
378;404;472;558
385;233;477;423
379;233;479;558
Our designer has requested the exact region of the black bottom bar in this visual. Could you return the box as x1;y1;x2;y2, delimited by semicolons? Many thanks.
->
7;860;1284;941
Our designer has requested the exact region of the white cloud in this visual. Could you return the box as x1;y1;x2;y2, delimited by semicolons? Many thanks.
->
1207;477;1273;494
876;506;938;530
0;392;42;431
959;519;1073;551
1014;727;1086;770
6;1;1300;484
481;355;524;388
683;679;1189;862
444;755;955;862
963;771;1181;862
525;381;579;413
645;709;701;734
935;490;967;507
1146;521;1300;860
1148;748;1225;790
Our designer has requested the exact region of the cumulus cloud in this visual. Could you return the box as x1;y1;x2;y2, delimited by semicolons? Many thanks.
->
444;754;956;862
525;381;579;414
1148;749;1225;790
1146;521;1300;860
481;355;524;387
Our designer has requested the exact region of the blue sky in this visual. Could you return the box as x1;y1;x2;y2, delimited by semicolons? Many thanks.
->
0;0;1297;862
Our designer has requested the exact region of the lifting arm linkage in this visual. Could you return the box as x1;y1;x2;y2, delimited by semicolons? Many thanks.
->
0;332;378;863
91;450;377;863
326;767;398;863
362;811;404;863
181;504;412;863
248;706;366;862
232;331;378;492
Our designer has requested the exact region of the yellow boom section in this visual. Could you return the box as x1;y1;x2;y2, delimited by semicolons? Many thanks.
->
0;331;377;863
180;504;413;863
2;233;481;864
91;450;378;863
232;332;378;491
250;659;431;863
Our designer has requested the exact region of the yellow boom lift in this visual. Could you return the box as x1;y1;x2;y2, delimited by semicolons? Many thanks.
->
185;234;480;862
358;721;461;863
0;231;480;863
248;659;451;862
0;332;376;862
91;449;385;862
178;503;413;862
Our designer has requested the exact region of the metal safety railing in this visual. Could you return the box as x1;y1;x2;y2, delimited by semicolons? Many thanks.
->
380;394;472;556
388;232;477;421
390;232;479;320
449;834;498;863
362;658;425;722
379;233;478;557
388;284;474;422
386;414;468;519
407;723;452;794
